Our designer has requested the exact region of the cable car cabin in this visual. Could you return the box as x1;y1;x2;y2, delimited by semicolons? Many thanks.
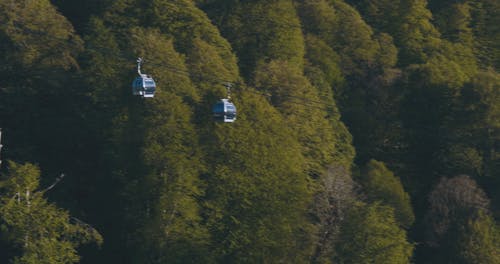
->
213;99;237;123
132;75;156;98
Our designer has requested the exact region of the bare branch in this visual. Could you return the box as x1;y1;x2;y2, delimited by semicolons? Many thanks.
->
39;173;65;194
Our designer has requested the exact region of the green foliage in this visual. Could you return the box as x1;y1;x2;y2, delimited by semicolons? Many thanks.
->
310;165;357;263
436;145;483;177
299;0;382;75
408;47;474;90
83;21;210;262
0;161;102;264
254;60;352;174
208;0;305;77
433;2;474;45
0;0;85;166
470;0;500;70
129;27;199;100
351;0;402;35
397;0;442;65
136;92;209;263
140;60;205;263
460;70;500;135
335;202;414;264
304;34;344;92
361;160;415;228
298;0;338;38
328;0;380;74
458;211;500;264
425;175;495;263
150;0;239;78
1;0;500;263
437;70;500;201
375;33;399;69
0;0;83;69
203;90;314;262
0;2;94;239
81;17;124;108
51;0;110;34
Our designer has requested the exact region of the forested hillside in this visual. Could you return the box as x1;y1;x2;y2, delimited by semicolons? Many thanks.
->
0;0;498;263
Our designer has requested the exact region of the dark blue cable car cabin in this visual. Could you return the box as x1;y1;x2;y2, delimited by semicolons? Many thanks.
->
213;99;237;123
132;75;156;98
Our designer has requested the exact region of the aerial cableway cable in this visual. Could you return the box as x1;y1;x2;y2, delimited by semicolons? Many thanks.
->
6;21;343;119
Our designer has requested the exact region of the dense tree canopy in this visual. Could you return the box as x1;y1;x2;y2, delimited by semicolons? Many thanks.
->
0;0;498;263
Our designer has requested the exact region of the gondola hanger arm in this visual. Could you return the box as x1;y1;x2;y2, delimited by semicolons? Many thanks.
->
137;57;144;76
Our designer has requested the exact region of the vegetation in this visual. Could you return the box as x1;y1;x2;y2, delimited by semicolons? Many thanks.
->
0;162;102;264
0;0;498;263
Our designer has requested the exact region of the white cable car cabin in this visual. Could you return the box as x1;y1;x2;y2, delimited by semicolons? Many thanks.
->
132;58;156;98
132;75;156;98
213;98;237;123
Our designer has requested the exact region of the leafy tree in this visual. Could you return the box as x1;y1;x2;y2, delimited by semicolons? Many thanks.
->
0;0;84;166
149;0;239;80
202;90;314;263
349;0;402;35
433;70;500;209
436;145;483;178
83;22;210;262
432;1;474;46
328;0;381;75
399;49;477;193
397;0;442;65
254;60;351;176
0;161;102;264
304;34;344;94
202;0;305;78
298;0;382;76
297;0;339;45
469;0;500;70
0;0;83;70
335;202;414;264
310;165;357;263
361;160;415;228
0;0;95;228
424;175;497;263
2;0;500;263
51;0;112;34
426;176;489;240
299;1;406;170
457;211;500;264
